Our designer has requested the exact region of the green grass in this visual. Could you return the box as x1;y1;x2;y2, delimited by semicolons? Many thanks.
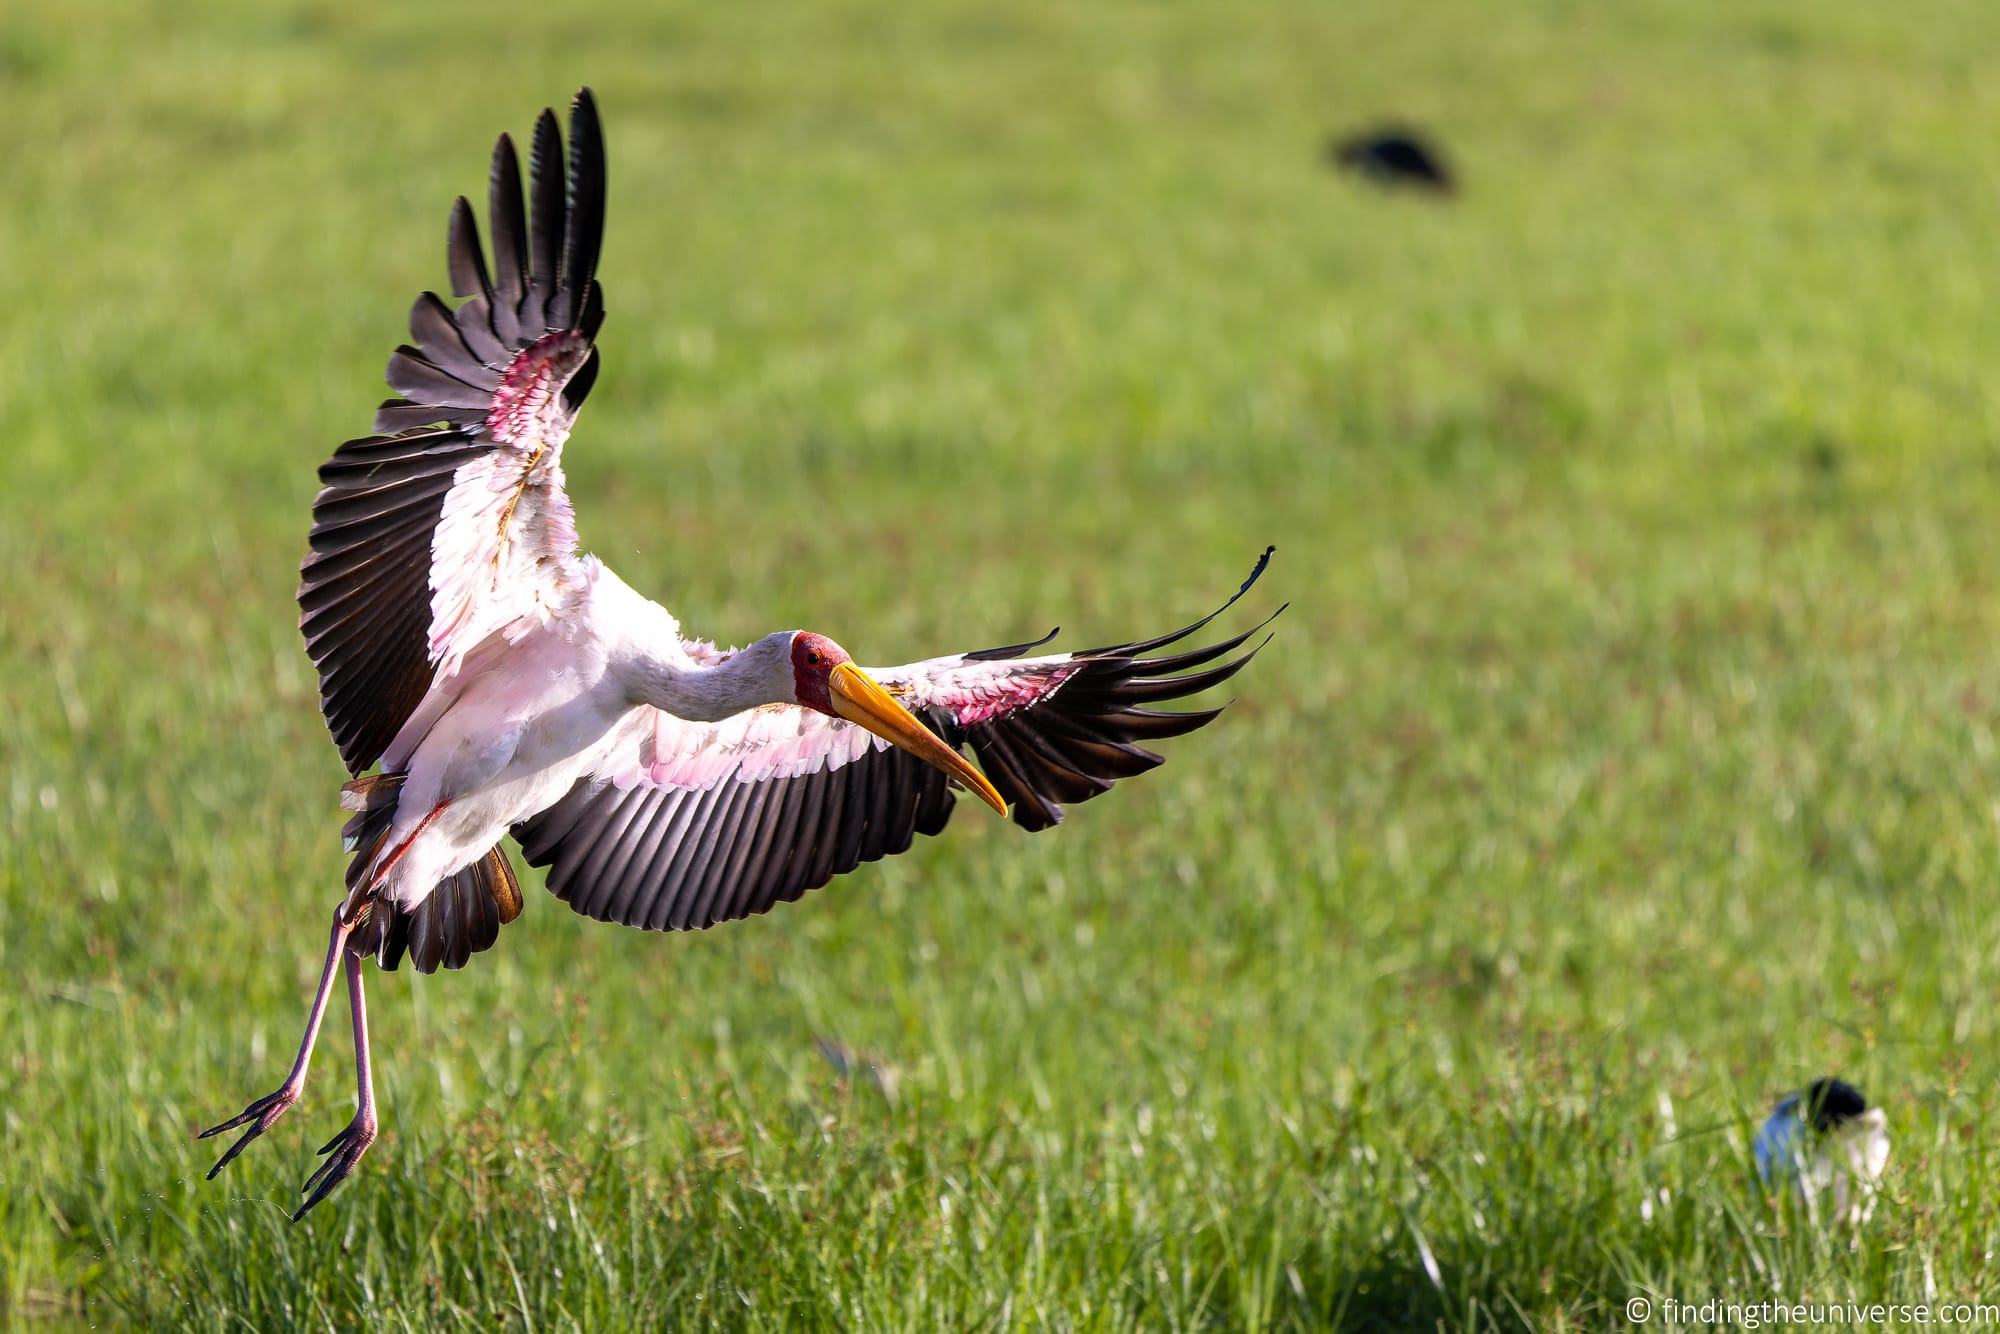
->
7;0;2000;1325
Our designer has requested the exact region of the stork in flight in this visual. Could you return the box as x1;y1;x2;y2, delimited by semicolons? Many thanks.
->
199;88;1278;1219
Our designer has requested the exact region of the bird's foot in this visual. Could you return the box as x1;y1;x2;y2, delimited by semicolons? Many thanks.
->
293;1111;377;1221
197;1084;301;1179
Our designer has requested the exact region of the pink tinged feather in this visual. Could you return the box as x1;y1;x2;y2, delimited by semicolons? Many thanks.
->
898;655;1083;726
424;333;593;679
485;330;591;446
680;637;735;668
614;704;890;793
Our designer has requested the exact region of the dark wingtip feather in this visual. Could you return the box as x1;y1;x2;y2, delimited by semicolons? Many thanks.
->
1070;635;1271;706
446;196;490;301
555;88;607;331
1120;602;1287;677
527;107;566;327
487;132;528;343
1110;703;1228;742
965;627;1060;662
1077;546;1278;658
1243;544;1276;591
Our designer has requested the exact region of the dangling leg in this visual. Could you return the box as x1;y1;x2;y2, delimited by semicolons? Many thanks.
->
294;945;379;1219
199;906;352;1178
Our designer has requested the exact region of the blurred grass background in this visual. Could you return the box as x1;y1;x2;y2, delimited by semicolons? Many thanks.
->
7;0;2000;1326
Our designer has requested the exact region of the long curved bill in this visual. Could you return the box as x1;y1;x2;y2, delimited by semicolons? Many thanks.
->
827;662;1008;815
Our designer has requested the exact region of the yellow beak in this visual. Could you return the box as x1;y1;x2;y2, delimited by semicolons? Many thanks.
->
827;661;1008;815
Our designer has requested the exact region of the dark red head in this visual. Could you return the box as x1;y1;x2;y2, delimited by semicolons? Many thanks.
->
789;631;853;715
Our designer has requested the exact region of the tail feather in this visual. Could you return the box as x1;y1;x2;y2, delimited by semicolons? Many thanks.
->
340;773;523;974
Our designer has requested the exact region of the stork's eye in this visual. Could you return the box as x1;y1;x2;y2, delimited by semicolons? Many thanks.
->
807;650;822;665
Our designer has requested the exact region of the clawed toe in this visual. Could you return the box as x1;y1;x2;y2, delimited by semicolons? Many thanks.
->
202;911;379;1217
198;1086;300;1180
293;1116;376;1221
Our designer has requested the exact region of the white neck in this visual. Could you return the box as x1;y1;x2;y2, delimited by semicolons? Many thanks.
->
613;623;799;723
592;567;800;722
622;652;782;722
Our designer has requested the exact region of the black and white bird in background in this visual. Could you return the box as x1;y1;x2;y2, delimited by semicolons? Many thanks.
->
1752;1077;1890;1225
1328;125;1455;194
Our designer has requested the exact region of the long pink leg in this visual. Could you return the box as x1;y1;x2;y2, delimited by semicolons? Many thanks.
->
199;907;352;1178
294;947;380;1220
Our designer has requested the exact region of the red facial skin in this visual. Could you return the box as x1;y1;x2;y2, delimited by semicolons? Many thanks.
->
790;632;854;715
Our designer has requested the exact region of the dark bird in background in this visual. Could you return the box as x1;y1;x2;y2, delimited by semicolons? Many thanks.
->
1329;126;1455;193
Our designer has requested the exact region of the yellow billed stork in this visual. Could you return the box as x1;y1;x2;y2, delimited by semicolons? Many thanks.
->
200;88;1279;1218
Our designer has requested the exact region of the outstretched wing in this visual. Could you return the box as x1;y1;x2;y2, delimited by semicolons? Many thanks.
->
512;551;1279;931
297;89;608;774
